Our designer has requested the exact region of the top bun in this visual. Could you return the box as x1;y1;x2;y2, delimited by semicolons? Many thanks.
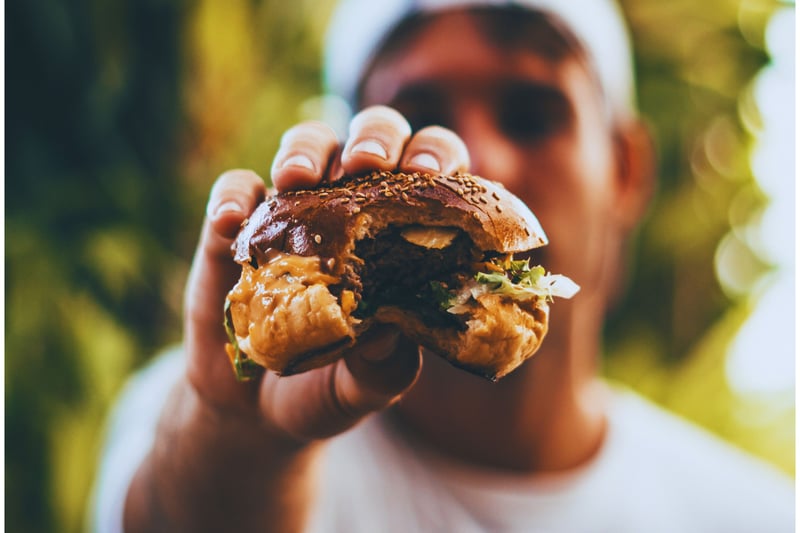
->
234;171;547;268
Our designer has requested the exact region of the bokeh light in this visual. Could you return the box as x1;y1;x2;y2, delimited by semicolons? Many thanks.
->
723;6;795;395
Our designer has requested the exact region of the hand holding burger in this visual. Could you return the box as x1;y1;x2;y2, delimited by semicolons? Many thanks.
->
125;106;582;533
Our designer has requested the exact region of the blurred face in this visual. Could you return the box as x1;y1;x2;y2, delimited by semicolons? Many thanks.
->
360;11;627;301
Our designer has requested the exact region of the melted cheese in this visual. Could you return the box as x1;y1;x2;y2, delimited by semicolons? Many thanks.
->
227;252;355;370
400;226;458;249
255;252;340;286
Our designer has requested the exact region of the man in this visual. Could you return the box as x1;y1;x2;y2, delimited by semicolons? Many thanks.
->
93;1;795;531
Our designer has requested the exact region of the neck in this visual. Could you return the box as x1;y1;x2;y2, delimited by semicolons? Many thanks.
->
390;297;609;473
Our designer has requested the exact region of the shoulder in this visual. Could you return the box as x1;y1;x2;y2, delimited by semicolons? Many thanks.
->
603;388;795;532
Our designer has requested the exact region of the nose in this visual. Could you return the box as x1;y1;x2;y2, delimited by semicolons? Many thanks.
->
456;106;523;193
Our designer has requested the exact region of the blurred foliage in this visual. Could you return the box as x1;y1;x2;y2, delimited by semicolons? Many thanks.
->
7;1;190;531
607;0;794;477
4;0;793;532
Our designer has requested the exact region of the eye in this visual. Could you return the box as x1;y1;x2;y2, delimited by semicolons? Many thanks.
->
405;108;452;133
390;85;452;133
498;84;571;142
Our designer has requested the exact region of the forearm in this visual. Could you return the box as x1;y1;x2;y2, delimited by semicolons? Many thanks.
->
123;377;321;533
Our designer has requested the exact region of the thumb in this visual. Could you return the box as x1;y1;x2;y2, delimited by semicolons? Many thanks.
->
260;327;422;441
184;169;266;405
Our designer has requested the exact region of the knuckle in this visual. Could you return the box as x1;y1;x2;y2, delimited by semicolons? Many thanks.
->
216;168;260;186
210;169;261;201
280;121;338;147
414;126;468;155
415;124;459;141
279;123;313;146
350;105;412;137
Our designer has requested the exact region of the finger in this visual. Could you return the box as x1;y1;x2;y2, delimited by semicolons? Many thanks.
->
205;169;268;242
271;121;339;191
185;169;267;404
261;327;421;441
400;125;471;175
343;329;421;398
326;145;345;183
341;106;412;175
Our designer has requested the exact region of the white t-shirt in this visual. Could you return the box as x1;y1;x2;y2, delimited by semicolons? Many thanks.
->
90;350;795;533
309;393;795;533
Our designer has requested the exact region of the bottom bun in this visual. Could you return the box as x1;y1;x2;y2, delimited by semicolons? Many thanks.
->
374;293;549;381
226;256;549;381
226;259;549;380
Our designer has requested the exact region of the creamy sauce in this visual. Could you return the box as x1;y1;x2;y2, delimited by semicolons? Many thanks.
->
400;226;458;249
227;252;354;369
255;252;340;286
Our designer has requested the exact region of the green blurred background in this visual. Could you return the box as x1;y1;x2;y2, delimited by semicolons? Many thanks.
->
5;0;794;531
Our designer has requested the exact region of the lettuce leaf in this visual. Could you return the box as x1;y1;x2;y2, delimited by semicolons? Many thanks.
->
429;280;455;311
223;299;263;382
475;258;578;302
444;258;579;315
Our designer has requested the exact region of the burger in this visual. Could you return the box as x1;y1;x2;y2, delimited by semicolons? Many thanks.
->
224;170;578;382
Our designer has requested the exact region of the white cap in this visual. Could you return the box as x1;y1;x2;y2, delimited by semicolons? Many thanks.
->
324;0;636;122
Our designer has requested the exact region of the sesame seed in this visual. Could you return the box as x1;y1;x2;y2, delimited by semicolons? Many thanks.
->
314;234;322;244
495;205;503;213
492;191;500;201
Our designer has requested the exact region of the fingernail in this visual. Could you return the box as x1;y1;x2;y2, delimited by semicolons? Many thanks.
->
280;154;315;171
212;200;242;218
350;139;388;159
408;152;441;172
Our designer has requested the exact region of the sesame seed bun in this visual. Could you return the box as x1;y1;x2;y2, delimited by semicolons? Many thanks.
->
234;171;547;268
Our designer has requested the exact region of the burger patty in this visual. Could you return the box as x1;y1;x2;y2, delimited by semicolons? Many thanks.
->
348;226;480;329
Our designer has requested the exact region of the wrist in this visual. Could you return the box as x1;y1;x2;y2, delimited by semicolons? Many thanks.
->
125;376;321;532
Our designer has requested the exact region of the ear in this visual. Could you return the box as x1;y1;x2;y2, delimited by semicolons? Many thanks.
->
611;118;656;231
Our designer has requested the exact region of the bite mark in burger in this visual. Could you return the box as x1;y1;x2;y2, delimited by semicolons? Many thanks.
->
224;171;579;382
